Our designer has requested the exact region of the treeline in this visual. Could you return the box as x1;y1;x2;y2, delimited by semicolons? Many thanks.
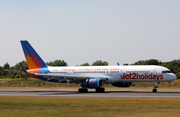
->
0;59;180;79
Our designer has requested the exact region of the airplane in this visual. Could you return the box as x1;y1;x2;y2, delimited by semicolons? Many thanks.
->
8;40;177;93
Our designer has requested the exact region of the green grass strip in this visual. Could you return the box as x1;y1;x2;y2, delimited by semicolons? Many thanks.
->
0;96;179;117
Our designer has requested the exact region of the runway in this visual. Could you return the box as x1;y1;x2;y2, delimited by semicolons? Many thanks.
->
0;90;180;98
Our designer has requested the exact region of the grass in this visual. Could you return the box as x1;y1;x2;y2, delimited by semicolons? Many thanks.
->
0;97;179;117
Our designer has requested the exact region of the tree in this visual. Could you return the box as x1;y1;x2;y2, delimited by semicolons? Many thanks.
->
123;63;129;66
0;66;4;76
172;64;179;73
2;63;10;76
175;72;180;79
46;60;68;66
3;62;10;69
80;63;90;66
21;61;28;70
133;60;144;65
91;60;108;66
143;59;161;65
133;59;161;65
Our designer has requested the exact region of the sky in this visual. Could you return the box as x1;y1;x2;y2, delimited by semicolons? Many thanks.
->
0;0;180;66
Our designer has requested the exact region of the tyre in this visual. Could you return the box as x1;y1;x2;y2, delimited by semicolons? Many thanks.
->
78;88;88;93
78;88;82;93
96;88;105;93
152;89;157;93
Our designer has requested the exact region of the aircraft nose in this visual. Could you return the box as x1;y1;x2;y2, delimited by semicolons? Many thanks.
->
171;73;177;80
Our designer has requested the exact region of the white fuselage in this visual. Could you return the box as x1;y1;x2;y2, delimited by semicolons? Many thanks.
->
47;65;177;83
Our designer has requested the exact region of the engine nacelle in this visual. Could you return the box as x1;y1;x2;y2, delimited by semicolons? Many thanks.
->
111;82;133;87
81;79;104;88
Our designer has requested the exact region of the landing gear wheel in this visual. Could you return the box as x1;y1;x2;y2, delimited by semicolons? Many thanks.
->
78;88;82;93
152;89;157;93
96;88;105;93
78;88;88;93
152;82;158;93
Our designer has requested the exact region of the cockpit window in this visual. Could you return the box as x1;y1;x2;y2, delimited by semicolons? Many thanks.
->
162;70;172;73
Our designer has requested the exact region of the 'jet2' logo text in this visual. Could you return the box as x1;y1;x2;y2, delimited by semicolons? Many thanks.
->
121;73;163;81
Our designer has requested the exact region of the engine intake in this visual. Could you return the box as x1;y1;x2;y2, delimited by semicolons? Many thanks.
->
111;82;133;87
81;79;104;88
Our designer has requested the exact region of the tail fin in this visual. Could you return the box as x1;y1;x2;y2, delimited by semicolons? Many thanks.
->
20;40;47;69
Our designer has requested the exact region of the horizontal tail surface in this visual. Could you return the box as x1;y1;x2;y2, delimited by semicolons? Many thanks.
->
20;40;47;69
19;62;27;73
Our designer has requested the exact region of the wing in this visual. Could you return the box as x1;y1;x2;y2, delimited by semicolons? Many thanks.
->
31;72;109;83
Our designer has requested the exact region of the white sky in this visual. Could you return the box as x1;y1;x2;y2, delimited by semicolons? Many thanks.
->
0;0;180;66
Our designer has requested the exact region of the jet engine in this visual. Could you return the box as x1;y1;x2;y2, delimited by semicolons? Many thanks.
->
81;78;104;88
111;82;133;87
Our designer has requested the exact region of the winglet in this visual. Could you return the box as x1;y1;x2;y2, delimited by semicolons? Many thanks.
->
19;62;27;73
117;62;120;66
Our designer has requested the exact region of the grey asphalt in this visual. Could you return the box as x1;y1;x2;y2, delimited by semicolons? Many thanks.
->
0;90;180;98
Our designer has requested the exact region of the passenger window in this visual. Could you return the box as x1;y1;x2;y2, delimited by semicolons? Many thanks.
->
168;71;171;73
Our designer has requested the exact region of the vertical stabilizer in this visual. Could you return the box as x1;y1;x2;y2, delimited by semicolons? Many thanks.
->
20;40;47;69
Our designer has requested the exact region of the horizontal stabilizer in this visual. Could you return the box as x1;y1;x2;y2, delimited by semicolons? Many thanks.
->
6;62;28;74
19;62;27;73
6;70;25;73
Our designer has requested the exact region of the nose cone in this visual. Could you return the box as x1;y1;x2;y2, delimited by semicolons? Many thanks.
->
170;73;177;81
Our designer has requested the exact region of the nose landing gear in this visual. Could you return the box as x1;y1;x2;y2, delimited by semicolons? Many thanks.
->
152;88;157;92
152;82;159;92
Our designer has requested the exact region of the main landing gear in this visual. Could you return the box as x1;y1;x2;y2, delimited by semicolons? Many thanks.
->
78;88;88;93
152;82;159;93
96;88;105;93
78;88;105;93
